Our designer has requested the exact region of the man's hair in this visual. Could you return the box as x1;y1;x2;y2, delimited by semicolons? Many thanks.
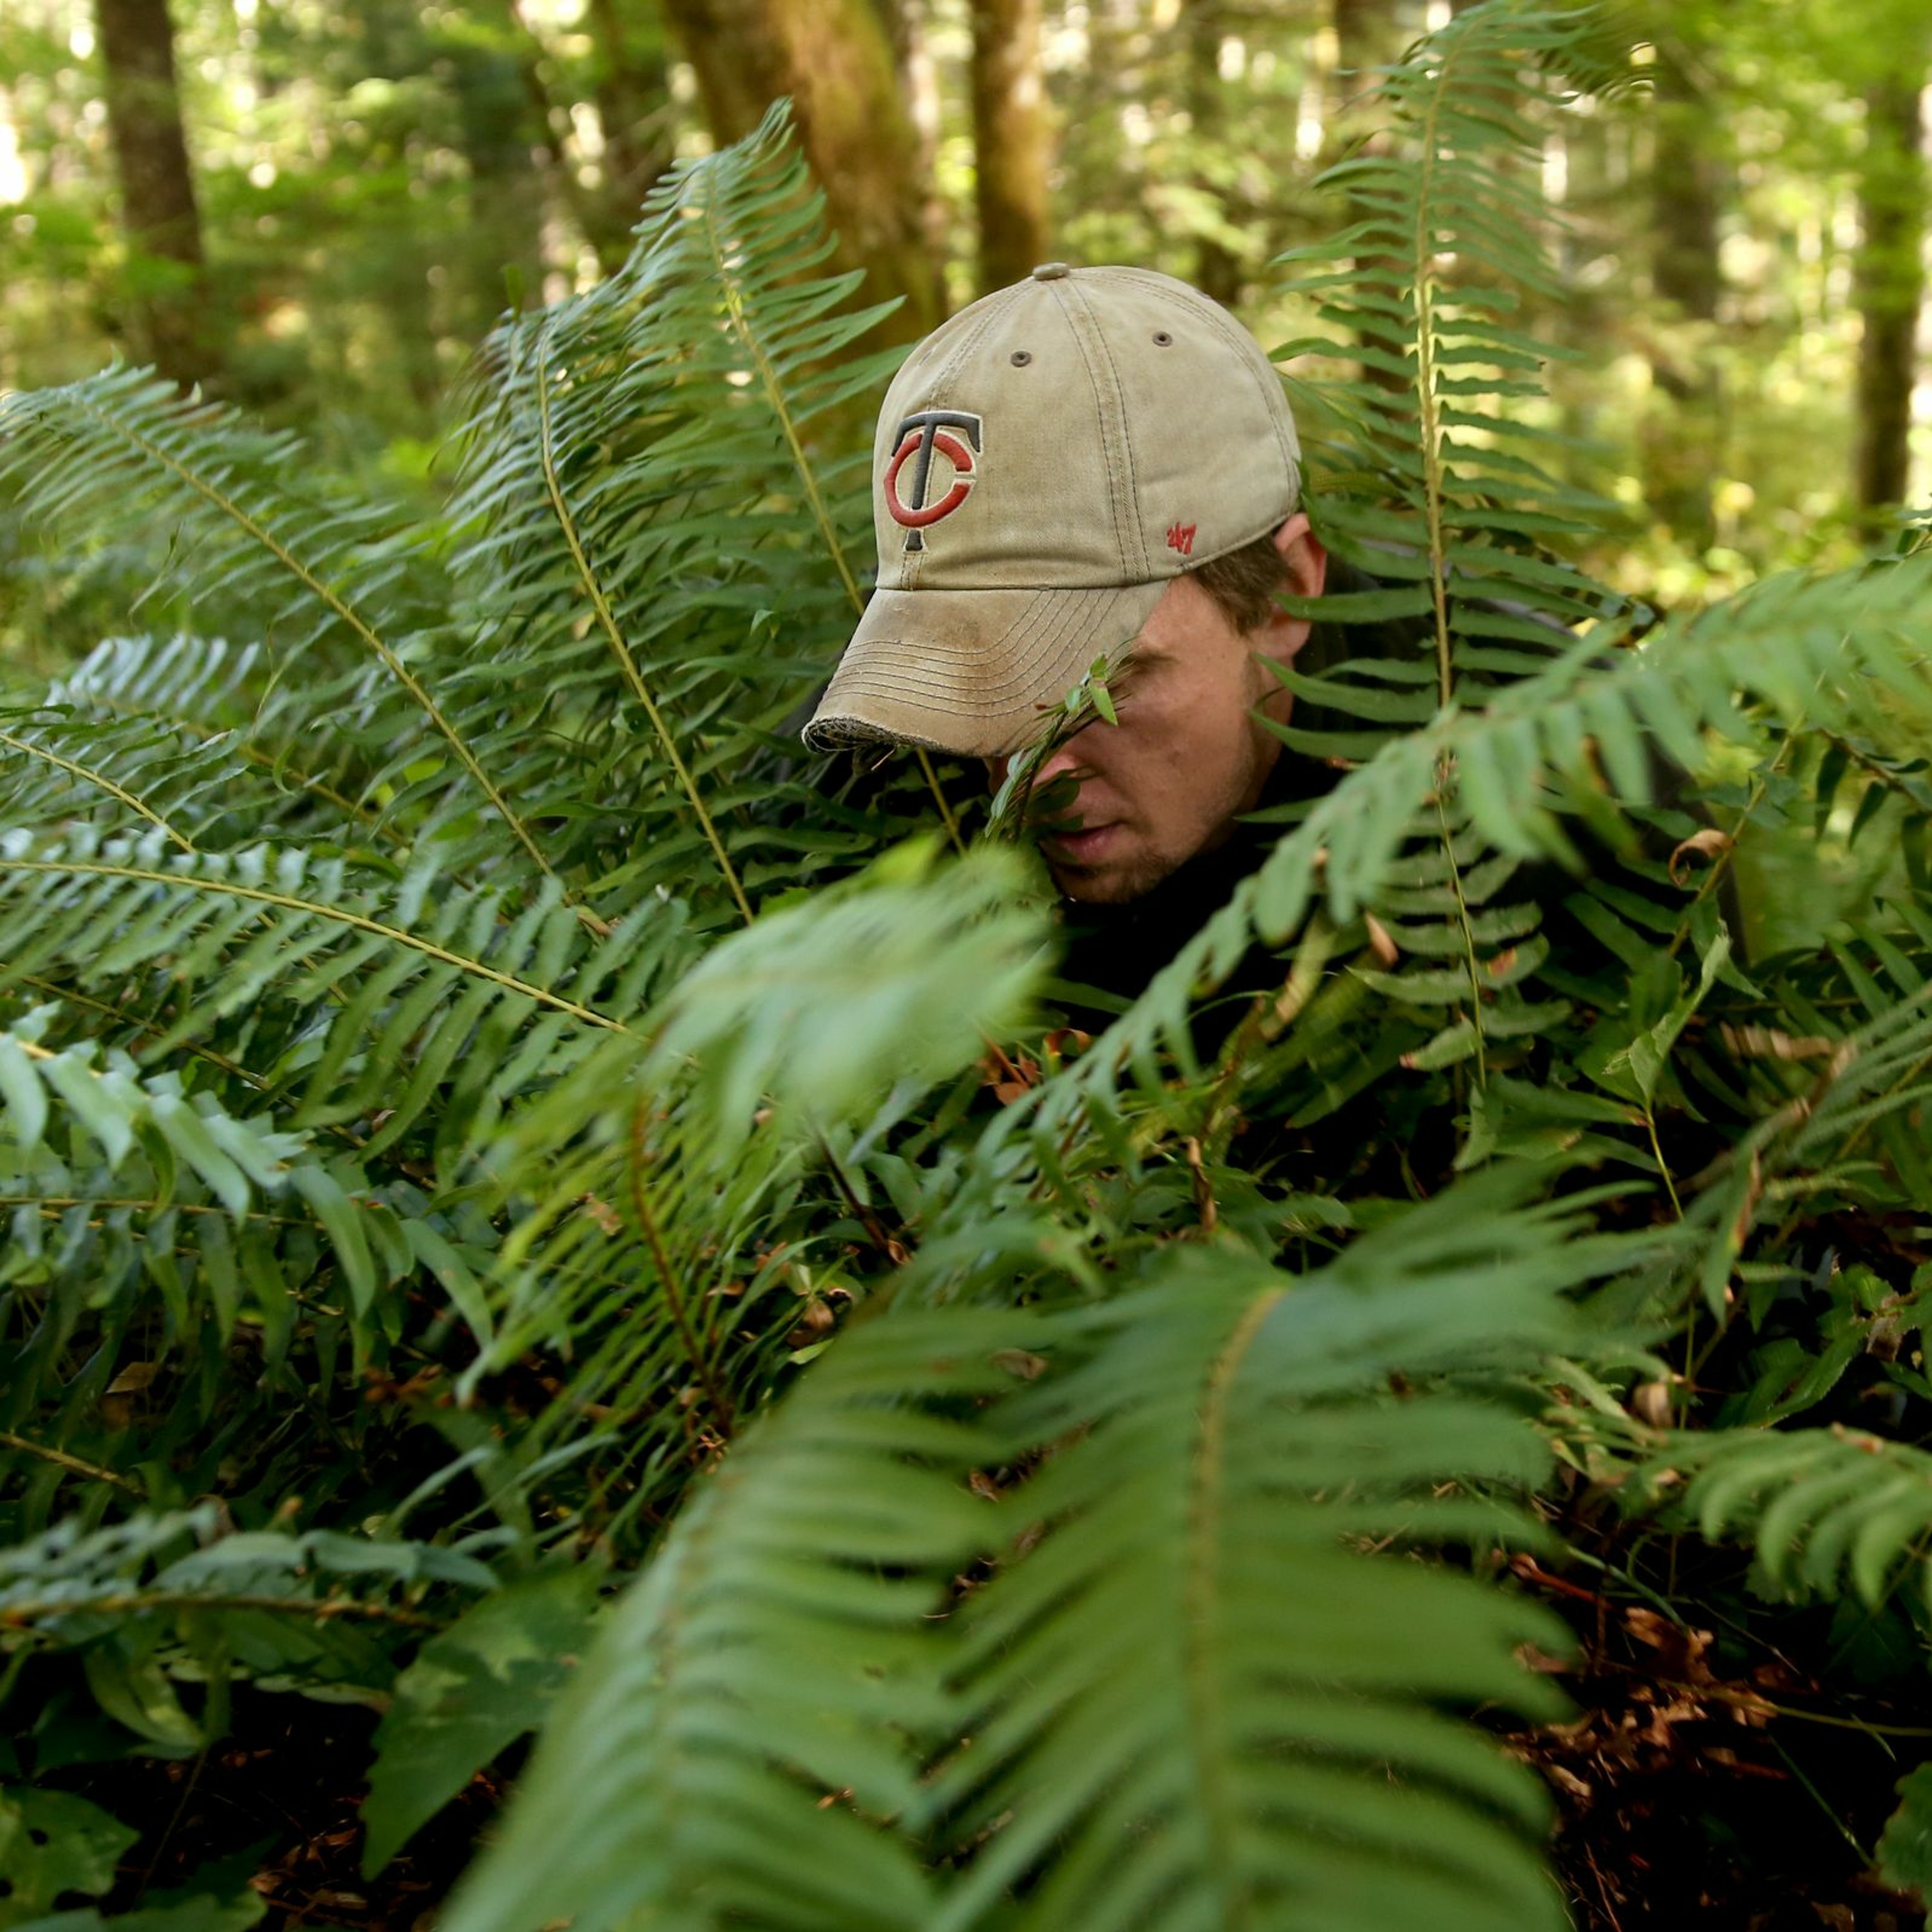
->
1189;526;1291;634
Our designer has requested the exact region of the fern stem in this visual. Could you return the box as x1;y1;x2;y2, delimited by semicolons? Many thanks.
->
705;220;864;619
1645;1108;1684;1220
701;198;967;858
0;730;196;852
0;1429;142;1494
3;1590;443;1632
62;687;409;849
14;974;367;1146
916;748;965;853
1184;1285;1285;1925
532;333;755;927
0;1197;311;1225
1435;780;1489;1089
627;1094;736;1441
0;857;633;1034
1410;37;1463;707
59;390;561;886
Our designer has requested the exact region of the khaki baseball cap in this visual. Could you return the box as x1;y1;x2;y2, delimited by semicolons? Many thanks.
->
802;262;1302;759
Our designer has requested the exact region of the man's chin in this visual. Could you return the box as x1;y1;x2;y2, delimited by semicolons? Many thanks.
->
1046;845;1176;906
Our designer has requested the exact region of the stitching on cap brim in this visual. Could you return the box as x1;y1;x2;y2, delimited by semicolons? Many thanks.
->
803;579;1166;758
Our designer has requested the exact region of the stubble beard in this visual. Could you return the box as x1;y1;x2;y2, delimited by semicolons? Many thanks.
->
1048;838;1184;906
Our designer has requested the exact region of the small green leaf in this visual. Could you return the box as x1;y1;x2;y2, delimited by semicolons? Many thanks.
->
38;1054;136;1171
80;1647;204;1754
289;1166;377;1314
363;1567;601;1875
1879;1763;1932;1895
0;1037;48;1155
0;1787;138;1924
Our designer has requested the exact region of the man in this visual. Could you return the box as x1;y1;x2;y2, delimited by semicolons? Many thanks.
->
802;261;1338;1011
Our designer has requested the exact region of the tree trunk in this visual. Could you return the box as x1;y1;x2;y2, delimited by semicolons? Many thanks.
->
1644;34;1724;551
1329;0;1408;390
1853;71;1928;523
1180;0;1239;306
441;2;555;322
94;0;217;387
657;0;945;343
1330;0;1405;120
969;0;1050;292
582;0;672;271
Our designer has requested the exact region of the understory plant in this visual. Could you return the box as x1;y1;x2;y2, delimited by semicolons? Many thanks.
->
2;6;1931;1928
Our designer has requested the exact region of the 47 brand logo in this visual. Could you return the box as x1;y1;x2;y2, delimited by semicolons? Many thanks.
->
884;410;984;552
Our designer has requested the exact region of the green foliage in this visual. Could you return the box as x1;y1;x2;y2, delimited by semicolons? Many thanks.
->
1;17;1932;1931
0;1786;137;1926
362;1566;602;1875
447;1183;1611;1932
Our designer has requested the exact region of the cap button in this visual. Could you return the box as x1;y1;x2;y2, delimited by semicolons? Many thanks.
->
1030;261;1072;281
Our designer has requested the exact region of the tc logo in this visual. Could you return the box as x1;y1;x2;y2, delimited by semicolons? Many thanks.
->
884;410;983;552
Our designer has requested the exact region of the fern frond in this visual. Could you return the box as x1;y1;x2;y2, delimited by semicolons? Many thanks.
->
1644;1424;1932;1622
0;371;560;885
462;844;1047;1484
439;1312;1009;1932
46;633;402;846
0;715;196;852
1278;3;1626;696
927;1179;1634;1932
438;103;928;911
0;831;687;1168
448;1177;1633;1932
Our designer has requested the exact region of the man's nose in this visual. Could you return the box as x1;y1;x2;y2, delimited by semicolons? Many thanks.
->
1032;739;1087;789
984;735;1090;792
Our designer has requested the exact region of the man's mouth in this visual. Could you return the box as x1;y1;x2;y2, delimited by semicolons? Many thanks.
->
1043;823;1121;867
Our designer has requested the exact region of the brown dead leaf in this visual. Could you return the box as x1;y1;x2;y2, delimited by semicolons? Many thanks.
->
1719;1023;1836;1061
1629;1379;1674;1428
786;1300;837;1347
106;1361;159;1396
1515;1642;1575;1676
1363;913;1399;967
1623;1605;1715;1684
992;1349;1048;1381
578;1193;622;1236
980;1047;1041;1106
1488;947;1519;978
1668;826;1734;887
968;1470;1003;1502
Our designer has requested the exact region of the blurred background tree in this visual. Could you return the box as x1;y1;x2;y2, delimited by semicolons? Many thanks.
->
0;0;1926;620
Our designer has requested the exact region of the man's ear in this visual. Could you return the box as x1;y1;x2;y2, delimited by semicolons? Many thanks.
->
1253;511;1329;674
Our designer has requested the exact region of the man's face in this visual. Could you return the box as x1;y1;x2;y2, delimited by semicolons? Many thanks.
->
985;516;1326;905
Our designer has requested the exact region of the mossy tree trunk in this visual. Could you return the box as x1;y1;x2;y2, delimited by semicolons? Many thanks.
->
582;0;673;272
969;0;1051;292
95;0;217;388
1180;0;1239;306
1853;70;1928;524
1645;31;1725;552
659;0;945;343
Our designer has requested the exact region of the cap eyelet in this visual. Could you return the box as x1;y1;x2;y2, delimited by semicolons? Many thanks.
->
1152;330;1174;346
1010;349;1032;366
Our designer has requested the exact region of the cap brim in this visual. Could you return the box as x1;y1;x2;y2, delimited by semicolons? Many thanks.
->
801;579;1168;759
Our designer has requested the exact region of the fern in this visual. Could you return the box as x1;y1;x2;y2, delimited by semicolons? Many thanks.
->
0;370;558;883
1647;1425;1932;1621
438;1311;1001;1932
448;1177;1627;1932
4;18;1932;1924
